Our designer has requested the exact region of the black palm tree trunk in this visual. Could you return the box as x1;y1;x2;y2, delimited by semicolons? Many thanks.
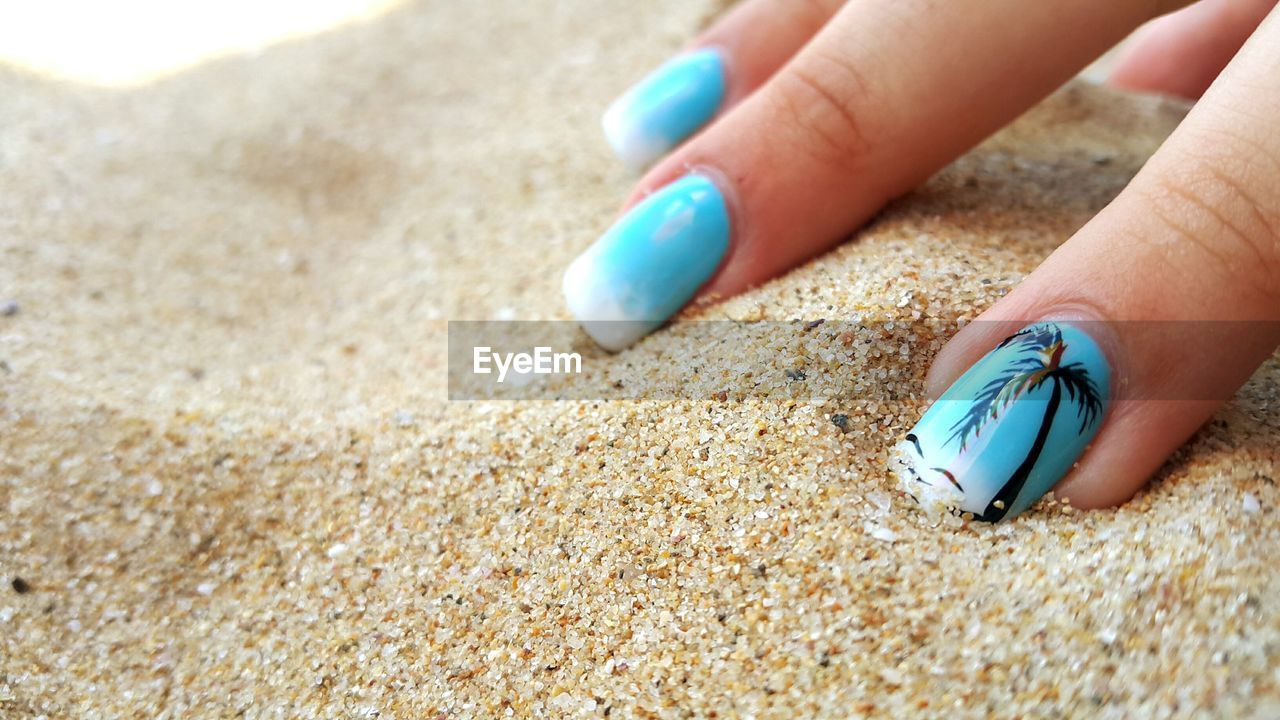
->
980;377;1062;522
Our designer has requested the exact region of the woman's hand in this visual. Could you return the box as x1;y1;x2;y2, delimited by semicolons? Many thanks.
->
563;0;1280;520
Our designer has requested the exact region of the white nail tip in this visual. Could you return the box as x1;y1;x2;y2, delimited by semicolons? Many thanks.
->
893;439;967;517
561;248;648;352
601;96;672;172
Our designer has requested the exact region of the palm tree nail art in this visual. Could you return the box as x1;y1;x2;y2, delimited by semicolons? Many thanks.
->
895;322;1110;522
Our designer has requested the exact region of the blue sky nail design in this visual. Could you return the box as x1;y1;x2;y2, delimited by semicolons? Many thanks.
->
602;48;726;170
563;174;730;351
895;322;1111;522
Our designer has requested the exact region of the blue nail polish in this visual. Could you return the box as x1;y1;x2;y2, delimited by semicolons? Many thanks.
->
563;174;730;351
896;322;1112;521
602;48;726;169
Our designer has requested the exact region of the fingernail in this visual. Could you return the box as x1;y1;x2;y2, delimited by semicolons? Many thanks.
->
563;174;730;351
602;48;726;170
895;322;1112;522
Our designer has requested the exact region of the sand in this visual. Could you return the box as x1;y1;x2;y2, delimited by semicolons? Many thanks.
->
2;0;1279;717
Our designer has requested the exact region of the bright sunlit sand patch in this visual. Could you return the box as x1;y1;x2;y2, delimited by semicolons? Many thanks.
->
0;0;403;87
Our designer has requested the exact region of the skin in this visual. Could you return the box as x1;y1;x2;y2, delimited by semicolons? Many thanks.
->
616;0;1280;510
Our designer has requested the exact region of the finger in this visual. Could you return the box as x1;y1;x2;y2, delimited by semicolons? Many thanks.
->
903;7;1280;521
639;0;1192;304
566;0;1191;350
1109;0;1277;99
603;0;844;169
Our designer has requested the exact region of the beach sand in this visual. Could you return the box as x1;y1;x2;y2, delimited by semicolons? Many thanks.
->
2;0;1278;716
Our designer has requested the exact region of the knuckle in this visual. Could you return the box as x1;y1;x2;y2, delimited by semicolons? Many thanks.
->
770;48;875;174
1136;149;1280;307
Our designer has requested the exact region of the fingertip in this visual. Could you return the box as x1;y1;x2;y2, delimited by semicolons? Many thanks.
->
1106;0;1275;100
600;48;728;171
898;321;1114;521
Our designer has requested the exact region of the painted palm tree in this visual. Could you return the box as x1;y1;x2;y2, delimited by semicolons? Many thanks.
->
946;325;1104;521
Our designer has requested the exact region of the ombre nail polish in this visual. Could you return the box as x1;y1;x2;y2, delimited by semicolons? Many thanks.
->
895;322;1111;522
563;174;730;351
602;48;726;170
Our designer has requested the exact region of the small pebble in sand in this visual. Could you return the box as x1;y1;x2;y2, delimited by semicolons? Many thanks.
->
0;299;18;317
11;577;30;594
1243;493;1261;514
866;490;892;515
868;525;897;543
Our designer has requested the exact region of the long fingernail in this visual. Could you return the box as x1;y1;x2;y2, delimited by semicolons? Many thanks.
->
563;174;730;351
895;322;1112;522
602;48;726;170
